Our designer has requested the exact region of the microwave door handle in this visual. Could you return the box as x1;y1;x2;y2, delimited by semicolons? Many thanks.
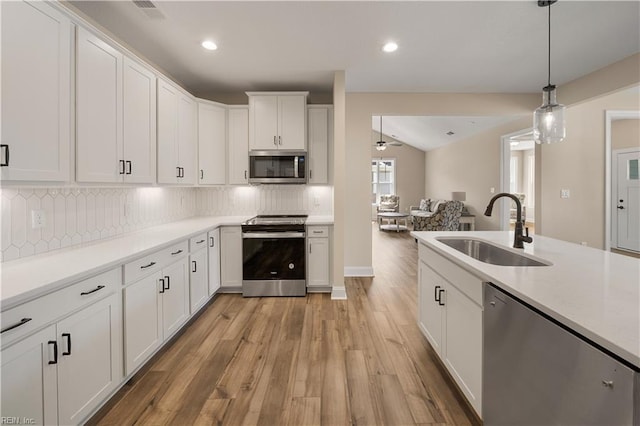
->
294;156;299;178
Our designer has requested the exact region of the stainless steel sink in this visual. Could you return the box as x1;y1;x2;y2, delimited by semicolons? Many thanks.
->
436;237;552;267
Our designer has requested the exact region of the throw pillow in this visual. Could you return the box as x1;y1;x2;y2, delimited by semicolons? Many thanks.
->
431;200;444;213
419;199;428;211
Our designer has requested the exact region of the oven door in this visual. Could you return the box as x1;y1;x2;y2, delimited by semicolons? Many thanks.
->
242;231;306;296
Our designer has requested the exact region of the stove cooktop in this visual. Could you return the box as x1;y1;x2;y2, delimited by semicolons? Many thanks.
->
242;215;308;226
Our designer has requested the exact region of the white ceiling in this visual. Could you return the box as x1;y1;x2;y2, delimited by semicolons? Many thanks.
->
66;1;639;151
67;1;639;97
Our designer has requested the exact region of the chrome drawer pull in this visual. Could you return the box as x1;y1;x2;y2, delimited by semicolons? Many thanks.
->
140;261;156;269
1;317;32;334
80;285;105;296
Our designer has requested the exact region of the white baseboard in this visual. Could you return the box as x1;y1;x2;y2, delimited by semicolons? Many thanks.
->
344;266;374;277
331;286;347;300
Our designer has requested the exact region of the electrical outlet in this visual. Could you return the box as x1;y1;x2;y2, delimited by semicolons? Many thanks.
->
31;210;46;229
561;189;570;199
490;187;495;194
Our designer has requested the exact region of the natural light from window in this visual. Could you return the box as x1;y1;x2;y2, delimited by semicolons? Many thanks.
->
372;159;396;204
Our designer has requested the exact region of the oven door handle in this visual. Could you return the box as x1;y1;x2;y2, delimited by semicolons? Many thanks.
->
242;232;306;239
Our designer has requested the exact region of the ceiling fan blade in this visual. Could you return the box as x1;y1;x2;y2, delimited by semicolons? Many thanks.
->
389;142;403;146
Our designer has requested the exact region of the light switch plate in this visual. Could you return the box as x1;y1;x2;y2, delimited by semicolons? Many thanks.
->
561;189;570;199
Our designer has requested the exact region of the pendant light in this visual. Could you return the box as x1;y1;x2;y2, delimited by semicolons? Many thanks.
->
376;116;387;151
533;0;566;144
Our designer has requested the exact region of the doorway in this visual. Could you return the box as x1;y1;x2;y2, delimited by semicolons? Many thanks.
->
500;129;535;233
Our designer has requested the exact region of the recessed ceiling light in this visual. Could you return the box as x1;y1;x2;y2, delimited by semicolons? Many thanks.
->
382;42;398;53
201;40;218;51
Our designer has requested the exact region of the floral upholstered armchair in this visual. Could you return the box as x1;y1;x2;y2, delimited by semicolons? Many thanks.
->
412;200;464;231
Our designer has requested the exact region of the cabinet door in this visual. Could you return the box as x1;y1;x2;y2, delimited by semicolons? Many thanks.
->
208;228;221;295
76;27;123;183
57;294;122;425
443;283;483;415
162;259;190;339
307;237;329;287
228;108;249;185
278;95;306;150
123;271;162;376
418;261;444;355
123;57;156;184
220;226;242;288
157;78;179;184
1;0;71;182
190;249;209;313
198;102;226;185
0;325;58;425
178;94;197;184
249;95;279;150
307;107;329;184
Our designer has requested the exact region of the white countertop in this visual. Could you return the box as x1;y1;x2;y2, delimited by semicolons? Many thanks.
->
1;215;334;310
412;231;640;369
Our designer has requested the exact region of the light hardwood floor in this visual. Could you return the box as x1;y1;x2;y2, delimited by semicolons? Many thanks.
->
89;226;475;425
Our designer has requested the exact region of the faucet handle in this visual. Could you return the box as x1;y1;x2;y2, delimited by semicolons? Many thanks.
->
523;226;533;243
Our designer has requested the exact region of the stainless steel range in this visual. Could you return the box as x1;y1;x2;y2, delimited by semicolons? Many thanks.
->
241;215;307;297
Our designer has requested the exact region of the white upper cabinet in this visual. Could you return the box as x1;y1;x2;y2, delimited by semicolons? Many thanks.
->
198;101;227;185
157;78;196;184
1;1;71;182
247;92;307;150
307;106;332;184
76;27;123;183
122;57;156;184
227;107;249;185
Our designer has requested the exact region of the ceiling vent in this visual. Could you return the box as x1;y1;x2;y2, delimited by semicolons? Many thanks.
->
132;0;165;19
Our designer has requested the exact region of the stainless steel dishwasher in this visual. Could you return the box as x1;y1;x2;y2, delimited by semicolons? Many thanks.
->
483;283;639;426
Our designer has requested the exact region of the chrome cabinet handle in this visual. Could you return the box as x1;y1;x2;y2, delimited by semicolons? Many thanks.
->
1;317;32;334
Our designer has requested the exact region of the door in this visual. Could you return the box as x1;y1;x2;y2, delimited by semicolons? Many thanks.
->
418;261;444;355
228;108;249;185
57;294;121;425
242;234;306;281
123;272;162;375
162;259;190;339
178;94;197;184
0;325;58;425
615;150;640;252
250;95;279;150
190;248;209;313
1;0;71;182
157;78;179;184
208;228;222;295
76;27;123;183
307;237;329;287
123;57;156;184
198;102;227;185
278;95;306;150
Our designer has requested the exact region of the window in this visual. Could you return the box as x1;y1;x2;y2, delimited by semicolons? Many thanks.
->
510;156;519;193
372;159;395;204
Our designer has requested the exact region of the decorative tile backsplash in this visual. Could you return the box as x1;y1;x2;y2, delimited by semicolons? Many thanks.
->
1;185;333;262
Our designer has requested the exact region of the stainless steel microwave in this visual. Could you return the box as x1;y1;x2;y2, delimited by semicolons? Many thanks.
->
248;150;306;184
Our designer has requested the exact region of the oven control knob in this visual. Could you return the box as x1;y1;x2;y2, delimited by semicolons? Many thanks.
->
289;263;295;270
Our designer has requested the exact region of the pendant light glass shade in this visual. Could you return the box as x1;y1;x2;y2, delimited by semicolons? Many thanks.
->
376;142;387;151
533;85;566;144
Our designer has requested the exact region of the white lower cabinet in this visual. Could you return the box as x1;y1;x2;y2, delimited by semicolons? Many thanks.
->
1;270;122;425
189;234;209;314
418;245;483;417
307;226;331;290
123;246;190;376
208;228;222;295
220;226;242;289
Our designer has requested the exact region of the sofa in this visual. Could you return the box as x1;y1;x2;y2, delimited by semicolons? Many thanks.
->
411;199;464;231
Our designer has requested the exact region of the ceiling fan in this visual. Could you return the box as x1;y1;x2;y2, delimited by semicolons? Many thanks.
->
374;116;403;151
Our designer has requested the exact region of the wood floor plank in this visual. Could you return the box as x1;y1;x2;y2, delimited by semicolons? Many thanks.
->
91;224;476;426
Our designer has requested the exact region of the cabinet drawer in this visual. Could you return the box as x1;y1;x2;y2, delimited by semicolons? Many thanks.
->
124;240;188;284
307;226;329;238
1;268;119;347
419;243;483;306
189;233;208;252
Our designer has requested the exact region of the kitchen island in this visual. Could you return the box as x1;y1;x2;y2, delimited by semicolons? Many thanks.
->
412;230;640;421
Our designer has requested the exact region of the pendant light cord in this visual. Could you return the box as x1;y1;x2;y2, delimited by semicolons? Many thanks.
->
547;3;551;87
